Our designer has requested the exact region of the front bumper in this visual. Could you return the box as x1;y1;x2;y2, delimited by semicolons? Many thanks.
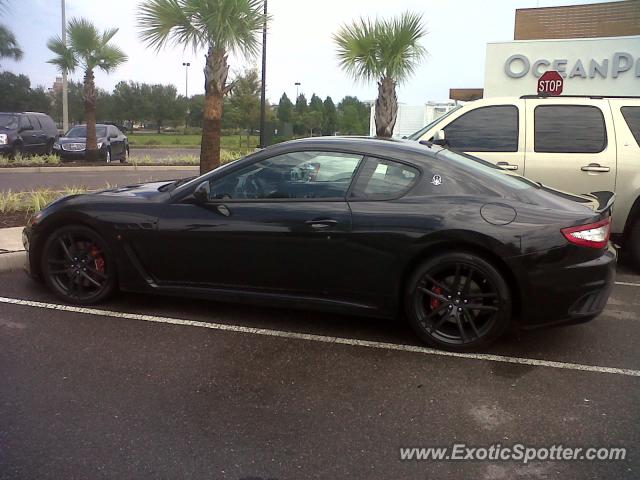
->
508;244;617;329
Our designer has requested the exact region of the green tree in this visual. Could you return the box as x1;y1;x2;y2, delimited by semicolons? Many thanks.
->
0;72;50;113
53;80;85;127
138;0;267;174
228;68;261;140
277;93;293;125
323;96;337;135
48;18;127;160
308;94;324;135
293;93;307;136
337;96;369;135
334;12;426;137
112;81;148;127
148;84;186;132
187;94;205;128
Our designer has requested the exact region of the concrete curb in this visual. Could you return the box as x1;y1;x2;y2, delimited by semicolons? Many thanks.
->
2;165;200;173
0;251;25;273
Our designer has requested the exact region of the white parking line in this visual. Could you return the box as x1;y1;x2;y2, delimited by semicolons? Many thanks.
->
615;281;640;287
1;295;639;378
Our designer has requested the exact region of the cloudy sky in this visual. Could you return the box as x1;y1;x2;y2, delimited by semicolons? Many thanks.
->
2;0;605;105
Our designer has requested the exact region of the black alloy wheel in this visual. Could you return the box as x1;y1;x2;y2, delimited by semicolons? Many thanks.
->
41;225;117;304
405;253;511;350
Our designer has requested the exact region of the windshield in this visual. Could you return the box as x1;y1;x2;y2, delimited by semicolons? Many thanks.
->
435;148;538;191
0;114;18;129
66;126;107;138
407;105;462;141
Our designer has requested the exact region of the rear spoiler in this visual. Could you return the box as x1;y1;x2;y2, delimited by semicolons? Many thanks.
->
588;191;615;215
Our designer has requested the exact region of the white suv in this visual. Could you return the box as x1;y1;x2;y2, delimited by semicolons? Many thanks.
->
409;95;640;266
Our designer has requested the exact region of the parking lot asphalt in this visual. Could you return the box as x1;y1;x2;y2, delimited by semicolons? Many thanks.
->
1;265;639;479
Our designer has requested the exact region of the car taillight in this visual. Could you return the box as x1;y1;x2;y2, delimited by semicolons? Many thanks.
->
561;217;611;249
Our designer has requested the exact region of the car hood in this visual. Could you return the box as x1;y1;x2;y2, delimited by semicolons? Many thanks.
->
59;136;108;143
93;181;175;199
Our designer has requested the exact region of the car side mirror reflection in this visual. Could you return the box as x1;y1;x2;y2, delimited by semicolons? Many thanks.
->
193;181;211;203
432;129;447;146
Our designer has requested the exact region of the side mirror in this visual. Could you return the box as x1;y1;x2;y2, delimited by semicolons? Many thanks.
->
193;181;211;203
432;129;447;146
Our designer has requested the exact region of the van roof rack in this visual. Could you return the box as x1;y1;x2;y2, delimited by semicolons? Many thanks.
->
520;94;640;99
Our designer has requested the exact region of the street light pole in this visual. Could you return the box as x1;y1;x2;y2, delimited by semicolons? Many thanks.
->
182;62;190;98
61;0;69;132
258;0;268;149
295;82;301;100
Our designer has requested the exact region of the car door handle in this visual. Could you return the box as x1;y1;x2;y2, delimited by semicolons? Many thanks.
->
581;163;610;173
496;162;518;171
305;219;338;229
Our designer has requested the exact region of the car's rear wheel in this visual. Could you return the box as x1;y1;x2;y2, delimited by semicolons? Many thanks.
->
405;252;511;351
120;145;129;163
41;225;117;305
45;139;54;155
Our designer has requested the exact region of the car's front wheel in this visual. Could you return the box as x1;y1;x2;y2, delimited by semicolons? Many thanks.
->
41;225;117;305
405;252;511;351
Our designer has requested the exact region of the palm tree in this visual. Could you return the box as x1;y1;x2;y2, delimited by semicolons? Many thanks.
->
334;12;427;138
138;0;266;174
47;18;127;161
0;0;22;63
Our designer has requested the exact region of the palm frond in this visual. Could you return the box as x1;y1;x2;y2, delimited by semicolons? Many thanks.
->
0;24;22;61
333;18;381;83
96;45;128;73
138;0;205;52
46;35;77;72
67;17;101;59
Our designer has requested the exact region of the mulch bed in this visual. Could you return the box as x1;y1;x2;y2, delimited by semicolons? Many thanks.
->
0;211;30;228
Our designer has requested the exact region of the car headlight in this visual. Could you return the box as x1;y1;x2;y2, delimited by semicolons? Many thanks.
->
97;142;104;149
0;134;7;145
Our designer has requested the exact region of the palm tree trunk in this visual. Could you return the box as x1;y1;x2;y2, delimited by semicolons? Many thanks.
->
375;77;398;138
200;47;231;175
83;68;98;161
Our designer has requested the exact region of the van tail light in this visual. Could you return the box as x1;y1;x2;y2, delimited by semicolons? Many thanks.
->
561;217;611;249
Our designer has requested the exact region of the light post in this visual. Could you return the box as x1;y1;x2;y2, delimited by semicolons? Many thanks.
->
295;82;301;100
182;62;190;98
61;0;68;132
258;0;268;148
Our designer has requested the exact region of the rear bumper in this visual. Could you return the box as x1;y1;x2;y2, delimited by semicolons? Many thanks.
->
508;244;617;329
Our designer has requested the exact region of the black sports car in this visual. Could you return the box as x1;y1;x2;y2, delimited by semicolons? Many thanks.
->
23;137;616;350
53;124;129;163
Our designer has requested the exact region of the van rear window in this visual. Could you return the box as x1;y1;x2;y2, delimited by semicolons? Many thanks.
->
621;107;640;147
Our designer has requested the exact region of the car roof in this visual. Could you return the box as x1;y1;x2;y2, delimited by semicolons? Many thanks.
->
266;136;443;163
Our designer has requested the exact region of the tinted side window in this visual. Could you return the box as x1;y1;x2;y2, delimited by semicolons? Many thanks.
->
534;105;607;153
621;107;640;147
350;157;419;200
443;105;519;152
209;151;363;200
28;115;42;129
18;115;32;130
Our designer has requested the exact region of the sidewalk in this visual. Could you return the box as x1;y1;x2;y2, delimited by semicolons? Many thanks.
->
0;227;25;273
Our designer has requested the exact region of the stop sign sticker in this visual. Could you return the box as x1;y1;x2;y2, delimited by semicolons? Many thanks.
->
538;71;563;96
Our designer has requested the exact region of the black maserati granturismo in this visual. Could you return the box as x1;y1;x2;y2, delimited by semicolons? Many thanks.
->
23;137;616;350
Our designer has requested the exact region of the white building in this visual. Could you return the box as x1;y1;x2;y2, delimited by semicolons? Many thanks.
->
369;101;457;138
484;35;640;98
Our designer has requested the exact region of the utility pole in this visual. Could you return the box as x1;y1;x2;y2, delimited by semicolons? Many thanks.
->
258;0;268;148
61;0;69;132
182;62;190;98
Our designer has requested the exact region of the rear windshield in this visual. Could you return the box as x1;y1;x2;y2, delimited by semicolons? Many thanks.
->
621;107;640;146
67;126;107;138
0;114;18;129
435;149;537;191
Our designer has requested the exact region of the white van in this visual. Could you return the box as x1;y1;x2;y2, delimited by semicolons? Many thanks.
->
408;95;640;265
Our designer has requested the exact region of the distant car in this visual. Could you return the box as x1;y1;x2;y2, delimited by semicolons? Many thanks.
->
54;124;129;163
23;137;616;351
0;112;59;157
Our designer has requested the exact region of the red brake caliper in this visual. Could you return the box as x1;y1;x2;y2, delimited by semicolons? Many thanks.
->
430;286;442;310
90;245;105;274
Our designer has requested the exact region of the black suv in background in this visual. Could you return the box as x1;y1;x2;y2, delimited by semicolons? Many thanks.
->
0;112;59;157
